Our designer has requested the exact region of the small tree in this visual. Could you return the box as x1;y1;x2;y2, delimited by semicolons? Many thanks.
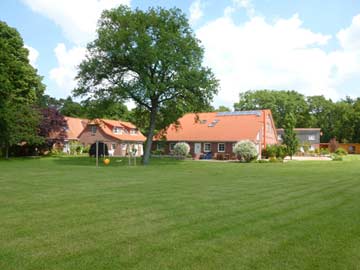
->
173;142;190;158
233;140;258;162
282;113;299;160
38;107;67;151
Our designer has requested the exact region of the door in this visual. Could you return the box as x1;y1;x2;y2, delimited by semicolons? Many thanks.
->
194;143;202;154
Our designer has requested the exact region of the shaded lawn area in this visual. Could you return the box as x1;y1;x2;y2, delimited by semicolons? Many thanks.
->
0;156;360;270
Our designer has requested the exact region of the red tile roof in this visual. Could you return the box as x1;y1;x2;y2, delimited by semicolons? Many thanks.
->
88;118;146;142
157;110;274;142
64;117;88;140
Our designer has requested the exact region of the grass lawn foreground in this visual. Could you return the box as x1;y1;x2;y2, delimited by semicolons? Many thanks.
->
1;156;360;269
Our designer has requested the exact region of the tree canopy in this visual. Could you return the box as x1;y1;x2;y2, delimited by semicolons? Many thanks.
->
0;21;45;158
282;113;299;159
74;6;218;164
234;90;360;143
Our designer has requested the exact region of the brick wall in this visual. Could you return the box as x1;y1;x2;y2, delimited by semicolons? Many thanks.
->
79;125;143;156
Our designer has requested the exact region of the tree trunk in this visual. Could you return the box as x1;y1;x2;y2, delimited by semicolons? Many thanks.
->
5;146;9;160
142;107;157;165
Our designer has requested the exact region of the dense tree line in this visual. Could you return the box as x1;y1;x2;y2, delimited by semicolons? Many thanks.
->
234;90;360;143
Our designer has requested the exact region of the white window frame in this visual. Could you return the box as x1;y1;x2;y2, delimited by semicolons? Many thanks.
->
90;125;97;134
308;135;316;141
204;143;211;152
218;143;225;152
169;143;176;152
113;127;122;134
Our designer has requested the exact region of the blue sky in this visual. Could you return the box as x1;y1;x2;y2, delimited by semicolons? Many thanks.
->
1;0;360;108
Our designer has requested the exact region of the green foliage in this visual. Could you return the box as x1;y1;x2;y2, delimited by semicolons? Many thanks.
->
215;106;231;112
69;141;83;155
234;90;360;144
173;142;190;158
335;147;348;156
74;6;218;164
320;148;330;156
152;149;164;155
82;145;90;154
233;140;258;162
269;157;283;163
234;90;310;128
264;145;277;158
331;154;343;161
0;21;44;158
282;113;299;159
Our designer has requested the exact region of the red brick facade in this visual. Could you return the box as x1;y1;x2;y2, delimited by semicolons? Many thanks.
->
79;125;144;156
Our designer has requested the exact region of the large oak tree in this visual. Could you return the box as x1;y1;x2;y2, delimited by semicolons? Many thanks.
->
74;6;218;164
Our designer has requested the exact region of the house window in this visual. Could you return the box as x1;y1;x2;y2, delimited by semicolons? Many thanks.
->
308;135;316;141
157;143;164;151
218;143;225;152
169;143;176;152
112;144;116;150
204;143;211;152
113;127;122;134
130;129;137;135
90;125;97;134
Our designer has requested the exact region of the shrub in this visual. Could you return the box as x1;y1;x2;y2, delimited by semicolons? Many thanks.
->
82;145;90;154
320;148;330;156
276;145;287;159
50;148;62;156
173;142;190;158
331;154;343;161
233;140;258;162
152;149;164;155
335;147;347;156
262;145;287;159
266;145;277;158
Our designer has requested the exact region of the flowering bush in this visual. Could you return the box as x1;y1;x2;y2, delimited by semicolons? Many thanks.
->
173;142;190;158
233;140;258;162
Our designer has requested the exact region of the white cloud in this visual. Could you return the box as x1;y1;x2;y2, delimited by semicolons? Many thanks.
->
337;14;360;51
49;43;87;96
22;0;130;45
22;0;130;96
197;9;360;107
24;45;39;67
232;0;255;17
189;0;203;25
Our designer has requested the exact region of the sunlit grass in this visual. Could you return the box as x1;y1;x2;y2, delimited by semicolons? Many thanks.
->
1;157;360;269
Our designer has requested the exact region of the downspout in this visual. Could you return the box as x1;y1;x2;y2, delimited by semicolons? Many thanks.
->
263;111;266;149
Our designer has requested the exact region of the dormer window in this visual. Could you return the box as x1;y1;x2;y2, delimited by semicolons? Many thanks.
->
130;129;137;135
90;125;97;134
113;127;122;134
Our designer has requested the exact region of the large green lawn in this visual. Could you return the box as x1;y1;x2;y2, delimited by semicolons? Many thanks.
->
1;156;360;270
